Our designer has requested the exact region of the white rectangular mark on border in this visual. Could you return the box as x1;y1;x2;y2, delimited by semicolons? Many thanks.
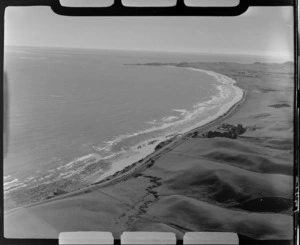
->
60;0;114;7
121;232;177;244
184;232;239;245
184;0;240;7
59;232;114;245
122;0;177;7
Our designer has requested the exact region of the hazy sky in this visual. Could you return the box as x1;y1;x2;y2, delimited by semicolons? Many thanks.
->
5;6;293;59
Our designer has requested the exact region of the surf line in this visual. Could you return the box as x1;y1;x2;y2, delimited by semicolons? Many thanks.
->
5;67;247;211
88;66;246;187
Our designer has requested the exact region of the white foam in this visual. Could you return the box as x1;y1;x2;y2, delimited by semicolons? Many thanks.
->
5;67;244;194
92;146;109;152
119;69;237;138
51;153;105;180
4;178;18;187
4;177;27;194
4;184;27;194
94;67;244;183
146;119;158;125
103;138;123;146
65;153;101;168
102;150;126;160
24;176;35;182
162;116;178;122
4;175;12;181
173;109;188;115
94;134;169;183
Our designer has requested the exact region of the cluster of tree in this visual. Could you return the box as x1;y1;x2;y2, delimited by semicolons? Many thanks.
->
192;131;199;138
204;130;239;139
202;124;246;139
154;137;175;151
219;123;246;133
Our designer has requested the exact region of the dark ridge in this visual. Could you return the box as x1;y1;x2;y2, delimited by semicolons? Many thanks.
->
253;113;272;119
202;151;293;175
232;197;293;214
258;89;280;93
268;103;291;108
154;137;176;151
239;136;293;150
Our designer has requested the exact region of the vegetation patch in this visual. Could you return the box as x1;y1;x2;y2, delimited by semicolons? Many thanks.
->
202;123;247;139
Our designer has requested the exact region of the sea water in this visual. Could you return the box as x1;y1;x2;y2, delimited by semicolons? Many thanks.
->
4;46;245;197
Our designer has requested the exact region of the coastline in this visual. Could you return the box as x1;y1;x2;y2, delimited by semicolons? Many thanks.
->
5;67;246;213
4;61;294;240
89;66;244;183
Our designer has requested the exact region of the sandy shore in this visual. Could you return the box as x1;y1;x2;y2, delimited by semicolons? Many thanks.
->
87;66;245;185
4;62;294;240
4;66;244;211
4;66;245;212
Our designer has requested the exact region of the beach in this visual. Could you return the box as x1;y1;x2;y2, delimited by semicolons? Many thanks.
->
4;48;244;210
4;61;294;240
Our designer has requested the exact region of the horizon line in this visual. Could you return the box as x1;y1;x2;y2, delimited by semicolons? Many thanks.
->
5;44;294;62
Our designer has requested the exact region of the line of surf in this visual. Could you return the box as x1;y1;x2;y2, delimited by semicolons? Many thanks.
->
4;67;244;197
91;66;244;183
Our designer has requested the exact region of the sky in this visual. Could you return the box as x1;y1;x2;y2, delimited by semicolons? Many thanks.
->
4;5;294;60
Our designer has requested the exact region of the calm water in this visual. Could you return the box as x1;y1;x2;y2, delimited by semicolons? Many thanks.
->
3;46;251;194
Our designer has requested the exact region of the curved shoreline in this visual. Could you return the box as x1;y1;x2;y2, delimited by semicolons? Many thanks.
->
5;68;247;214
88;66;244;184
3;67;241;194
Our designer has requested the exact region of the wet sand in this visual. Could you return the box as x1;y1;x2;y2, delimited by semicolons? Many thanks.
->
4;62;294;240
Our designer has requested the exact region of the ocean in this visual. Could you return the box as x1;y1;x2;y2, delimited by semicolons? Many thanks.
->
3;46;253;198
